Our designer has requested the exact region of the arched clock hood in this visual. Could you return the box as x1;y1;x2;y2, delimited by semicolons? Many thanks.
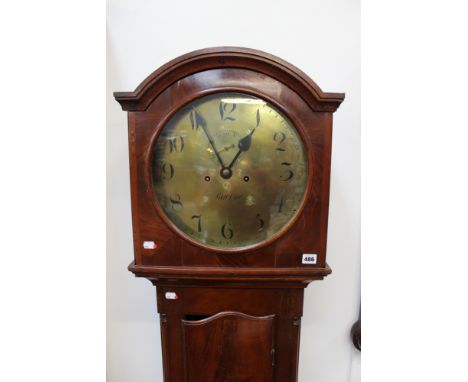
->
114;47;344;112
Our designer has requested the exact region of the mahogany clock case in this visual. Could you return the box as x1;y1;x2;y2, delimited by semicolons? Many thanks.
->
114;47;345;382
114;47;344;277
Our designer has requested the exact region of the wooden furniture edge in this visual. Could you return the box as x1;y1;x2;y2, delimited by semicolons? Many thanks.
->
128;261;332;283
181;312;276;325
114;47;345;112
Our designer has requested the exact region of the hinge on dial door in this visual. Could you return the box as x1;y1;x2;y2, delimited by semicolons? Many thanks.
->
271;348;276;367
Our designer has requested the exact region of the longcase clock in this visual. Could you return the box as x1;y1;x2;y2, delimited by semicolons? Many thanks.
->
114;47;344;382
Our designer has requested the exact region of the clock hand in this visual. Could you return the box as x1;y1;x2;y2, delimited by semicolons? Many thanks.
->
227;127;257;170
194;109;226;168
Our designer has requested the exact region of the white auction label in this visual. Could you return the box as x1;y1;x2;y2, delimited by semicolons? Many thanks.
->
143;241;157;249
165;292;178;300
302;254;317;264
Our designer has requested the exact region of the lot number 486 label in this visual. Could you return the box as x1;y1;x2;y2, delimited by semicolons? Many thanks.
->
302;254;317;265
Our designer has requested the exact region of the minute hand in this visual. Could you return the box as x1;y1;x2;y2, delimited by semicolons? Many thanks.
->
196;113;225;168
227;127;257;170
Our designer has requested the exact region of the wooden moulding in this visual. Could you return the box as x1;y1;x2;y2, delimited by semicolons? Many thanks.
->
128;261;332;284
114;47;345;113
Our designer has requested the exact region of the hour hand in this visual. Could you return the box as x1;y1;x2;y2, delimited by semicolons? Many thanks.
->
227;127;257;170
238;130;254;151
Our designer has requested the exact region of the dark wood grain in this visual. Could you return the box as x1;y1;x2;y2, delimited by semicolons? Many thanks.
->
114;47;344;382
155;281;305;382
182;312;275;382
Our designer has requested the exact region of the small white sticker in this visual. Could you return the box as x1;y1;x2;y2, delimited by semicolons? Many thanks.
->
165;292;178;300
302;254;317;265
143;241;157;249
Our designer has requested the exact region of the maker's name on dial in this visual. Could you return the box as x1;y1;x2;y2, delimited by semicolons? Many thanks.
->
216;192;243;201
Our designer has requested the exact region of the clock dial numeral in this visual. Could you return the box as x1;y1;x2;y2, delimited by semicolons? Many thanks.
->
256;213;265;232
273;132;286;151
256;109;260;127
221;223;234;240
280;162;294;181
219;101;236;121
161;161;175;180
168;136;184;153
278;194;286;213
189;109;206;130
169;194;183;211
191;215;202;233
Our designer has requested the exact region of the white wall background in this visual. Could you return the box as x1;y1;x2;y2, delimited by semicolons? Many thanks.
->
107;0;360;381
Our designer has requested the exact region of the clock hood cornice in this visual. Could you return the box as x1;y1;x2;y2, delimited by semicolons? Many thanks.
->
114;47;345;113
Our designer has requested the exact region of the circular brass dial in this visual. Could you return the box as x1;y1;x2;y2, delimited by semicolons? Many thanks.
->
151;92;308;250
